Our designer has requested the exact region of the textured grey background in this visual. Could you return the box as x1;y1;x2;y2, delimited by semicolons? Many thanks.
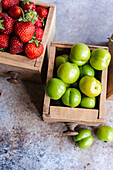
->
0;0;113;170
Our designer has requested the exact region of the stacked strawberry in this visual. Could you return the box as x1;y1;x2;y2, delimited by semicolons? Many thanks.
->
0;0;48;60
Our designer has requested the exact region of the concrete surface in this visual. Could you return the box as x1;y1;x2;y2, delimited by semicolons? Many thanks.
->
0;0;113;169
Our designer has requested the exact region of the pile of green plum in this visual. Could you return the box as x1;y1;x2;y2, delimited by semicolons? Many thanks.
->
73;125;113;149
45;43;111;109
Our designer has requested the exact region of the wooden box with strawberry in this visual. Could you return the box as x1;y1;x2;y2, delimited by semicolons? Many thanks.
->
0;0;56;83
43;42;110;133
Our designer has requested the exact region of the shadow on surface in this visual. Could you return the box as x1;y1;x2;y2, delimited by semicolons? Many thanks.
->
22;81;45;118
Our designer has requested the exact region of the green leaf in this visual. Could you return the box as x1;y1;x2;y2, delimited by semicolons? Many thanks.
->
32;36;36;40
108;37;113;42
41;18;45;26
30;4;32;10
0;25;5;30
35;17;38;21
19;7;25;19
0;20;5;30
28;40;33;43
32;20;35;25
34;32;36;36
0;48;4;51
23;0;30;5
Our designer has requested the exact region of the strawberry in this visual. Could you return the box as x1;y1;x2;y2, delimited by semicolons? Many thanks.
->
8;6;22;20
14;21;35;43
35;27;43;41
35;16;44;28
21;0;36;11
25;42;44;60
0;15;15;35
10;35;24;54
1;0;19;11
0;13;6;18
0;34;9;48
36;7;48;19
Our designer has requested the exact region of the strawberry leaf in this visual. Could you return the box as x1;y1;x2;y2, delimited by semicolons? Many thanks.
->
23;0;30;5
32;36;36;40
28;40;33;43
34;32;36;36
35;40;41;47
108;37;113;42
30;4;32;10
25;10;37;25
0;20;5;30
41;18;45;26
0;48;4;51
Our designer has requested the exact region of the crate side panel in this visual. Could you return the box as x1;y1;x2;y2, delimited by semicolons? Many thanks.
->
50;106;98;122
0;63;42;82
43;46;56;118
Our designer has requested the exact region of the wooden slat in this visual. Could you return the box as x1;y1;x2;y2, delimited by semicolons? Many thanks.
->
51;42;109;51
0;63;42;82
31;0;55;8
43;46;56;116
107;34;113;99
0;51;43;71
43;114;104;126
49;106;98;122
99;68;108;119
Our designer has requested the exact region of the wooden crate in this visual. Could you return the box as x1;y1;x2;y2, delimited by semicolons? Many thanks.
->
0;0;56;83
107;34;113;100
43;42;108;126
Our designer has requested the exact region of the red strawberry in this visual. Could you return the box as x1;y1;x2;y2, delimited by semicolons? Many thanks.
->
0;13;6;18
25;42;44;60
1;0;19;11
0;34;9;48
36;7;48;19
10;35;24;54
14;21;35;43
35;27;43;41
0;15;15;35
21;0;36;11
8;6;22;20
35;16;44;28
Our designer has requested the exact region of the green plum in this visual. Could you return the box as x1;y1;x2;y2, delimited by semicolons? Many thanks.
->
80;96;96;109
79;76;102;97
57;62;80;84
61;88;81;107
80;64;95;77
56;54;69;68
96;126;113;142
45;78;66;100
90;49;111;70
73;128;93;149
70;43;91;66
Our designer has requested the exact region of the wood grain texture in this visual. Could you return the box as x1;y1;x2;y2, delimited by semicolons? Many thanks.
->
43;46;56;117
0;1;56;83
51;42;109;51
107;35;113;99
50;106;98;122
43;114;104;126
99;68;108;119
43;43;108;126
